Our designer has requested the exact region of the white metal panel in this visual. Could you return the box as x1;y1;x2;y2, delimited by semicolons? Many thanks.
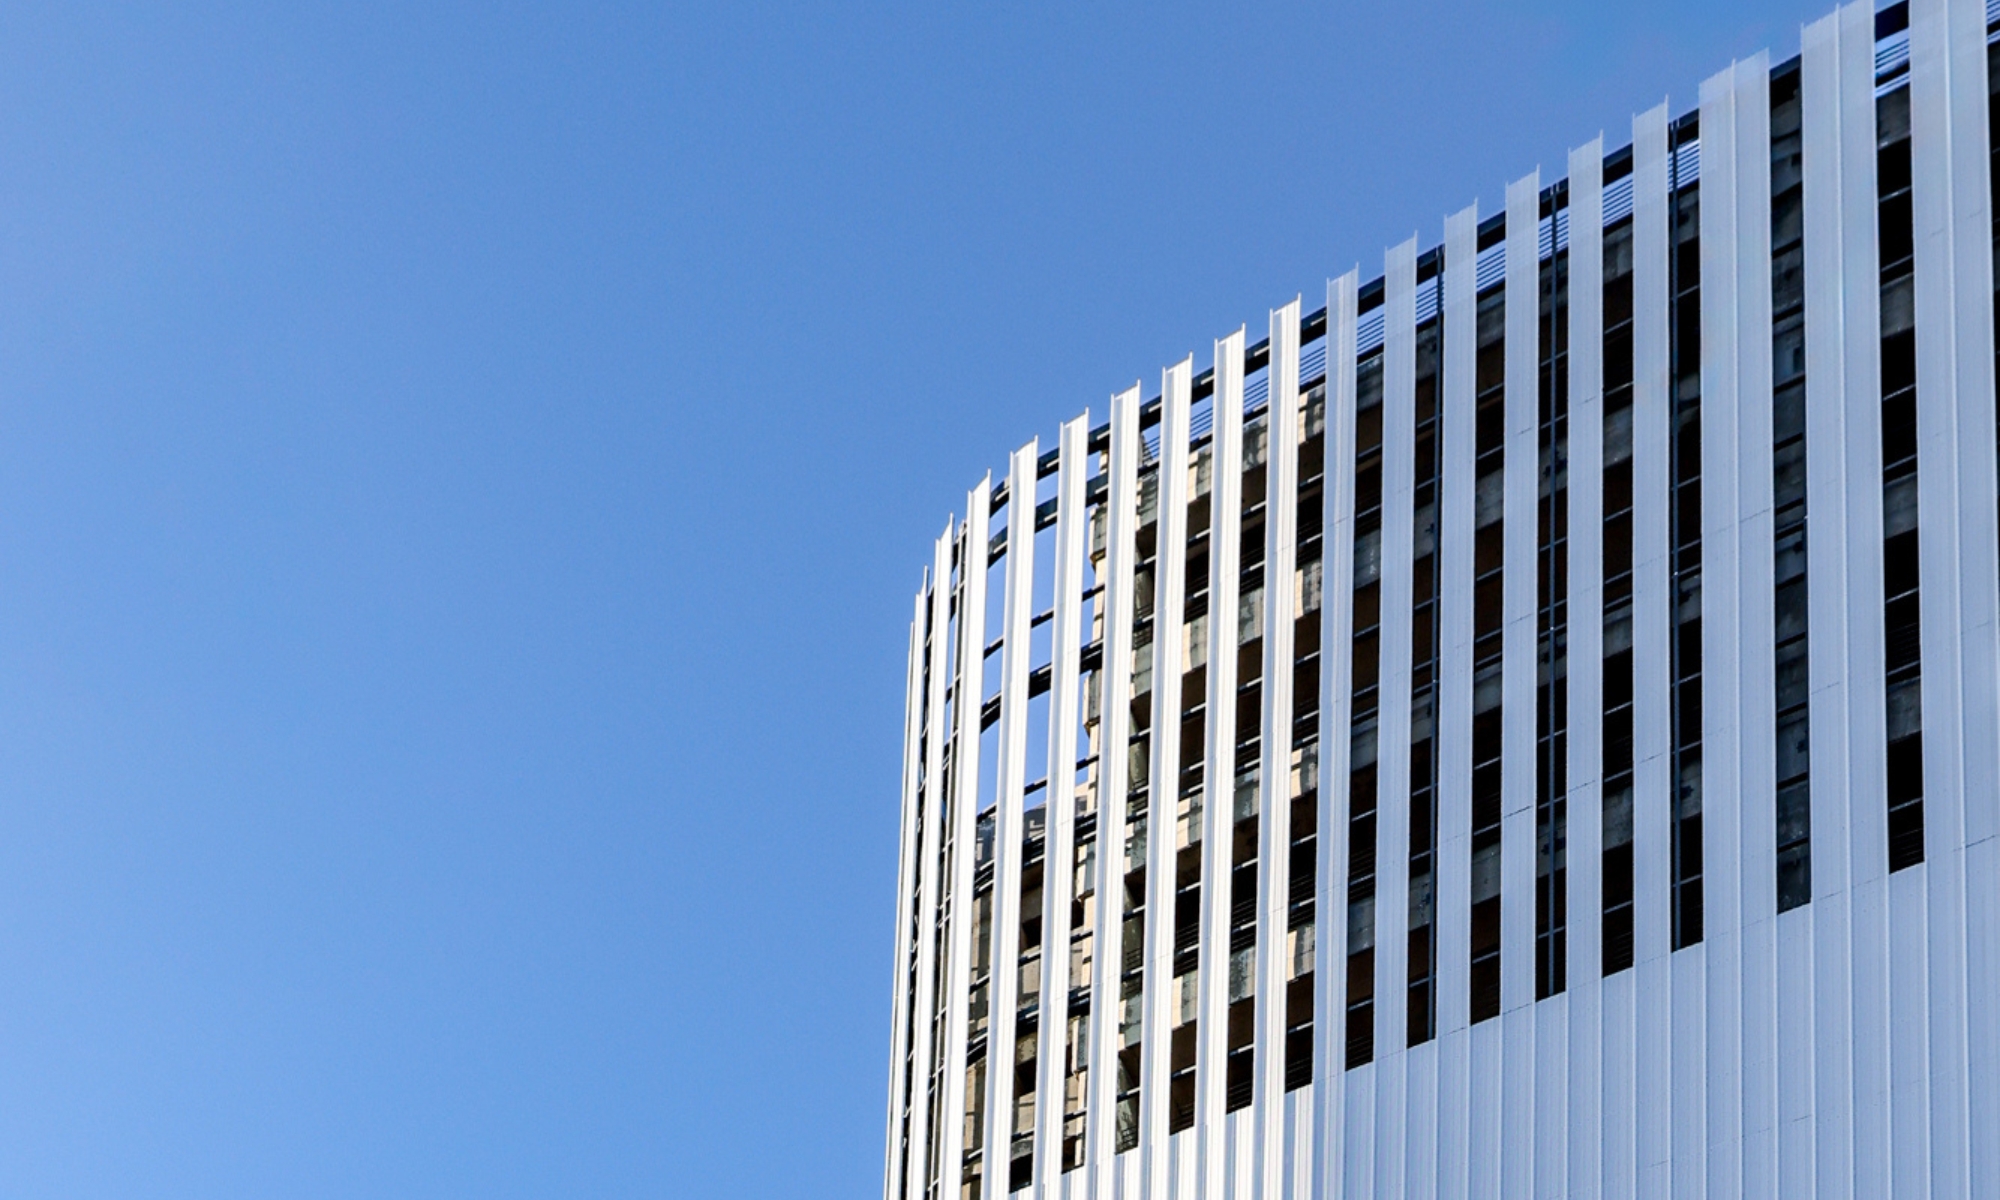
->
1669;945;1706;1199
1840;4;1888;1192
1697;62;1745;1200
1402;1038;1435;1198
1801;11;1862;1195
1773;34;1823;1200
1315;272;1360;1200
1344;1067;1375;1199
1909;2;1996;1193
1089;385;1144;1198
1224;1104;1247;1199
1739;52;1783;1200
1034;414;1093;1200
1534;997;1568;1198
886;586;928;1200
1833;5;1894;1196
1700;53;1783;1200
1435;201;1481;1200
1629;99;1676;1200
986;441;1041;1200
1373;238;1421;1195
1886;867;1930;1198
1286;1079;1312;1200
1565;134;1608;1200
942;479;994;1200
1199;333;1245;1200
1851;868;1892;1200
1499;170;1542;1200
1775;906;1816;1200
1255;300;1302;1200
1140;360;1192;1200
1469;1018;1502;1200
1738;403;1784;1172
1404;1039;1438;1197
905;524;956;1200
1602;967;1637;1197
1969;833;2000;1196
1920;0;2000;1192
1792;5;1843;1139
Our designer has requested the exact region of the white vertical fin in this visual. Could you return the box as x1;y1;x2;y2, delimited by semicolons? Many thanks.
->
1498;169;1542;1200
1315;273;1362;1200
1435;201;1482;1200
1035;413;1093;1200
984;440;1042;1199
1088;385;1143;1200
1200;331;1247;1200
1627;99;1677;1200
887;584;929;1200
906;524;956;1200
1372;237;1422;1198
1256;300;1303;1198
1565;132;1608;1200
943;480;995;1200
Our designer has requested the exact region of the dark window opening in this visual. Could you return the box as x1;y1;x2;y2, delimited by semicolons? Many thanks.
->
1284;383;1326;1094
1772;69;1813;912
1346;348;1386;1067
1669;127;1705;951
1471;283;1506;1023
1408;304;1445;1045
1878;84;1925;874
1536;225;1570;1000
1602;214;1638;976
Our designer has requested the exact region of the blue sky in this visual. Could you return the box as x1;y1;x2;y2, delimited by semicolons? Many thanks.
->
0;1;1834;1196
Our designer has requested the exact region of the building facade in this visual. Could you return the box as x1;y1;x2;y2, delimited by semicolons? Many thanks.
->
882;1;2000;1195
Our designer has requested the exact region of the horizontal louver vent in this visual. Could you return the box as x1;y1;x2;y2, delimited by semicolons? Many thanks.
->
1300;340;1326;386
1416;279;1440;325
1877;29;1909;79
1674;139;1701;188
1357;307;1386;355
1245;369;1269;414
1539;208;1569;260
1475;242;1506;292
1190;396;1214;442
1604;175;1634;225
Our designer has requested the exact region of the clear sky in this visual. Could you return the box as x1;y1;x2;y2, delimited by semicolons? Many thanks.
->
0;1;1838;1196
